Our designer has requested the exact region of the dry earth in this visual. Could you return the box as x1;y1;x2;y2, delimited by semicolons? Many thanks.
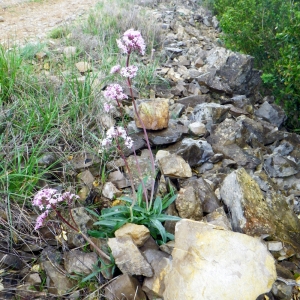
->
0;0;100;45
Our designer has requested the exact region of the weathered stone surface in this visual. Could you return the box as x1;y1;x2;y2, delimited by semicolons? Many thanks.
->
220;168;300;251
134;99;169;130
175;186;203;220
146;120;187;145
158;153;192;178
115;223;150;247
192;103;230;124
107;170;130;189
77;169;95;189
203;206;232;230
108;236;153;277
167;138;214;167
75;61;91;73
255;101;287;127
176;94;211;108
70;207;94;233
264;155;299;178
105;274;146;300
181;177;221;213
63;46;77;58
102;182;122;200
64;250;98;275
188;121;207;136
142;249;171;298
163;219;276;300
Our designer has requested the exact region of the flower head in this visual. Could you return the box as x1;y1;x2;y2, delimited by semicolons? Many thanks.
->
116;29;146;55
120;66;138;79
102;126;133;149
103;84;128;101
104;102;113;113
34;210;49;230
110;65;121;74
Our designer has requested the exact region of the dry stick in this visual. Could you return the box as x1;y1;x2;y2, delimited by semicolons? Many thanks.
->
53;205;110;262
126;52;156;209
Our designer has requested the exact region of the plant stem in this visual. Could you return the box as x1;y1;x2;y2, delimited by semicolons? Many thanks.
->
52;205;110;262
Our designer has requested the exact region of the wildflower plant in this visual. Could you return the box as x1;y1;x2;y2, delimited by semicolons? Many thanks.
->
32;188;110;261
102;28;157;211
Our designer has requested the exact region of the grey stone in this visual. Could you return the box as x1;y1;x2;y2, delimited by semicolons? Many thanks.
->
203;206;232;230
105;274;146;300
102;182;122;200
175;186;203;220
108;236;153;277
64;250;98;275
264;155;299;178
191;103;230;124
176;94;211;108
255;101;287;128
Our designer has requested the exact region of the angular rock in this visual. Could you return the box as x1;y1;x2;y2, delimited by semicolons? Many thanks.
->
77;169;95;189
163;220;276;300
158;153;192;178
181;177;221;213
108;236;153;277
102;182;122;200
64;250;98;275
255;101;287;127
188;121;206;136
167;138;214;167
146;120;187;145
134;98;169;130
264;155;299;178
175;186;203;220
191;103;230;124
142;249;171;298
63;46;77;58
220;168;300;251
75;61;91;73
203;206;232;230
115;223;150;247
107;170;130;189
176;94;211;108
105;274;146;300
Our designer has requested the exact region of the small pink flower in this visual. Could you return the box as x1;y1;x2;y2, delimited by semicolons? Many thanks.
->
34;210;49;230
124;137;133;149
117;29;146;55
103;84;128;101
104;102;113;113
110;65;121;74
120;66;138;79
102;126;133;149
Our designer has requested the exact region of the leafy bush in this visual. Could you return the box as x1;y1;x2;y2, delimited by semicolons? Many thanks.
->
214;0;300;129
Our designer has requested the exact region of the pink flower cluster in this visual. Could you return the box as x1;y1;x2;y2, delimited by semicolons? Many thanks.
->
103;84;128;101
116;29;146;55
32;189;79;230
120;66;138;79
102;126;133;149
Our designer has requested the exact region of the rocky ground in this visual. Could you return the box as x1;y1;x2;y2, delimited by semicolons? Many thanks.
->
0;0;99;44
1;0;300;299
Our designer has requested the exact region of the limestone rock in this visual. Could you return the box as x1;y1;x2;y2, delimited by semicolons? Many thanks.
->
255;101;287;127
63;46;77;58
64;250;98;275
108;236;153;277
105;274;146;300
192;103;230;124
163;219;276;300
75;61;91;73
142;249;171;298
107;170;130;189
115;223;150;247
203;206;232;230
175;186;203;220
220;168;300;251
264;155;299;178
188;121;207;136
102;182;122;200
158;153;192;178
134;99;169;130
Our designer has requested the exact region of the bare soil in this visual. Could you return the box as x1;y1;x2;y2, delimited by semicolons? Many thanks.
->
0;0;100;45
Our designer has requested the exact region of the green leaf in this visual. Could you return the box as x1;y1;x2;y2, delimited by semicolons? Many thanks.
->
84;207;100;218
155;214;181;222
153;196;162;215
162;194;177;210
93;219;118;227
150;218;167;243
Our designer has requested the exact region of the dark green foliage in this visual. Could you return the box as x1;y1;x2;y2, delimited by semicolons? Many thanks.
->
88;185;180;244
214;0;300;129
